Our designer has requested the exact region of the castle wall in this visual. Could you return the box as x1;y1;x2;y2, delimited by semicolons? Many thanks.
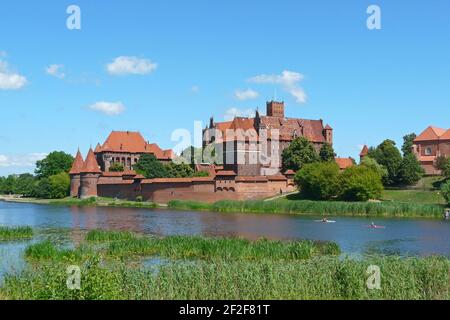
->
91;175;294;203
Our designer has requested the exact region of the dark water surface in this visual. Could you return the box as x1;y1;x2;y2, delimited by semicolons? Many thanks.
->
1;201;450;258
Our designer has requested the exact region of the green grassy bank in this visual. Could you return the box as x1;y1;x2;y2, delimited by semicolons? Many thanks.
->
168;199;446;218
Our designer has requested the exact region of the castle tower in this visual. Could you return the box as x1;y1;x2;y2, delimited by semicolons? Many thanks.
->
69;149;85;198
360;145;369;162
324;124;333;145
79;148;101;199
266;101;285;118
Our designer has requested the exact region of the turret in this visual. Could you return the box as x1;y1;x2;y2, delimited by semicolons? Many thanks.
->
79;148;101;199
324;124;333;145
266;101;285;118
69;149;85;198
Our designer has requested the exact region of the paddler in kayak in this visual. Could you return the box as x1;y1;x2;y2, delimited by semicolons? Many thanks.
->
322;218;329;223
370;221;376;228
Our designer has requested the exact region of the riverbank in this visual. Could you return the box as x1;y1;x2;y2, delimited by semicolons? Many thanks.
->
168;199;446;219
1;194;447;218
0;229;448;300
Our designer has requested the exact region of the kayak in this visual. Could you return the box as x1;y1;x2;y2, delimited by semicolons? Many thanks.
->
367;225;385;229
315;220;336;223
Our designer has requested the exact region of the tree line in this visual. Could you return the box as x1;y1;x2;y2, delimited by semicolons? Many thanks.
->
281;133;450;204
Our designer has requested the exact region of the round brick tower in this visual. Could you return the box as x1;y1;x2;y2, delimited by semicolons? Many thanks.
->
79;148;101;199
69;149;85;198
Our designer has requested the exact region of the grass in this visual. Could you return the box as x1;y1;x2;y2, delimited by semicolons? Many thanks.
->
168;199;446;218
382;189;446;205
104;235;341;261
0;226;33;241
48;197;158;209
26;230;340;262
1;255;449;300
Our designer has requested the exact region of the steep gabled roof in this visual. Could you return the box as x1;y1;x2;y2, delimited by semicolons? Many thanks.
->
82;148;101;173
414;126;446;142
360;145;369;157
69;149;85;175
440;129;450;140
97;131;173;160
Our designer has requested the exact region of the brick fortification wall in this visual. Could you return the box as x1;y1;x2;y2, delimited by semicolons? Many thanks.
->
95;176;295;203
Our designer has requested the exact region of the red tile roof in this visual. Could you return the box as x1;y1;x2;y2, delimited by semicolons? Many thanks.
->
441;129;450;140
96;131;173;160
335;157;354;170
69;149;85;175
360;145;369;157
414;126;447;142
82;148;101;173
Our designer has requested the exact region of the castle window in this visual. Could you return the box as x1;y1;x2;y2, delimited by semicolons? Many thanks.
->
425;147;433;156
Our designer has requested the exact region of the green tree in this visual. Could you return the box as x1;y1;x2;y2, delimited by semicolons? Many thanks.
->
109;162;125;172
401;133;416;156
339;166;384;201
48;172;70;199
397;153;425;185
441;181;450;204
133;154;168;179
166;162;195;178
319;143;336;162
282;137;320;172
294;162;340;200
35;151;74;178
436;157;450;178
368;140;403;186
360;157;388;182
0;175;17;194
12;173;36;197
180;146;203;165
32;178;52;199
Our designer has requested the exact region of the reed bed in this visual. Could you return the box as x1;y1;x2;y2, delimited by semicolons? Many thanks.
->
168;199;445;218
105;235;341;261
0;226;33;241
2;255;449;300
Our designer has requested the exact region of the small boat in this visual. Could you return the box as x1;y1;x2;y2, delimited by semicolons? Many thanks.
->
315;219;336;223
366;225;385;229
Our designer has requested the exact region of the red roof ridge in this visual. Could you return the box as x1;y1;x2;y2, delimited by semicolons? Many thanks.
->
82;148;101;173
360;145;369;157
69;149;85;175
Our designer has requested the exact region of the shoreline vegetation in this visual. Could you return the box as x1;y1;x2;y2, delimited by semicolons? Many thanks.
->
0;193;447;219
0;229;449;300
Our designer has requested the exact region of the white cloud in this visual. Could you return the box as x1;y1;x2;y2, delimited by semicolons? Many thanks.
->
88;101;125;116
45;64;65;79
0;59;27;90
106;56;157;75
0;153;47;168
248;70;307;104
0;51;7;58
224;107;255;121
234;88;259;101
190;85;200;93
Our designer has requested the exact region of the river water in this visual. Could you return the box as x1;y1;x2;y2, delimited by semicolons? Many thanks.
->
1;201;450;257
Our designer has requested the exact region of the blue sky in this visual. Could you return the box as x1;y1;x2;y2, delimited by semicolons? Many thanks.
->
1;0;450;176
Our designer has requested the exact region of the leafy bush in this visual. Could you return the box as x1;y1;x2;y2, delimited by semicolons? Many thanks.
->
282;136;320;172
294;162;340;200
441;181;450;204
109;162;125;172
339;166;383;201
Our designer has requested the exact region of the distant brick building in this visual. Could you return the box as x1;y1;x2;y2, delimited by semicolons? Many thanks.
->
413;126;450;175
94;131;173;172
203;101;333;176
